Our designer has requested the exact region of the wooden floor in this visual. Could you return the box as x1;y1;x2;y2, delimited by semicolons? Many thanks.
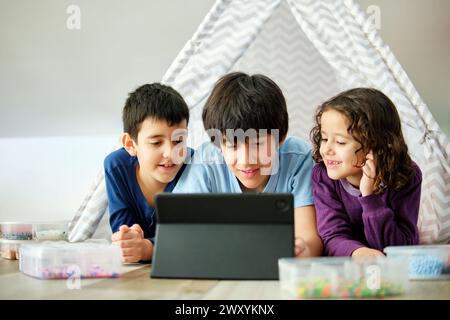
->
1;259;449;299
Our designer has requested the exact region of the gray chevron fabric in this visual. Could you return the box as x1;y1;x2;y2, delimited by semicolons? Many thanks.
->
232;0;341;142
68;169;108;242
69;0;449;244
286;0;449;243
68;143;121;242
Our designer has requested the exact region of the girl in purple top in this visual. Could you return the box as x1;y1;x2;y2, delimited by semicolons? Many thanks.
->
310;88;422;257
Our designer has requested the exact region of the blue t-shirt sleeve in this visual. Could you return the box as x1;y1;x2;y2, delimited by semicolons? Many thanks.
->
104;164;137;233
173;162;213;193
104;150;148;235
173;142;221;193
105;160;156;248
289;144;314;208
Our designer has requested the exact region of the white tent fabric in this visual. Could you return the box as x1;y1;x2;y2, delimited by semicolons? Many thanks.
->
69;0;449;244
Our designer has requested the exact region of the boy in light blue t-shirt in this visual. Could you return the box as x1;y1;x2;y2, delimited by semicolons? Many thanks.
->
174;72;323;257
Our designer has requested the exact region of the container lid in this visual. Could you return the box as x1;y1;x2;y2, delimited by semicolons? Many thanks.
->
384;244;450;255
1;220;69;224
19;240;118;258
0;239;39;245
279;256;393;265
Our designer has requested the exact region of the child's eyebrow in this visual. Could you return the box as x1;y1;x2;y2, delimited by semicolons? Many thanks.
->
320;131;350;138
145;134;165;139
334;133;350;139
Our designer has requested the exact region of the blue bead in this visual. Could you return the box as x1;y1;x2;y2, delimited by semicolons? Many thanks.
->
409;255;444;278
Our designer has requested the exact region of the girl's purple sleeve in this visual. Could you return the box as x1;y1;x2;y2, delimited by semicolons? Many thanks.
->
312;164;365;256
359;164;422;250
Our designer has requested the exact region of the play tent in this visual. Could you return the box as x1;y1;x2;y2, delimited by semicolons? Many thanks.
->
69;0;449;244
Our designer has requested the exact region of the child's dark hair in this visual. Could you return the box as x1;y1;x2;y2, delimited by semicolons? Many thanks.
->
123;83;189;141
202;72;288;142
310;87;414;193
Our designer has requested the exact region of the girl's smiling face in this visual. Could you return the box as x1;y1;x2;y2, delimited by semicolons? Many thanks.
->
319;109;366;186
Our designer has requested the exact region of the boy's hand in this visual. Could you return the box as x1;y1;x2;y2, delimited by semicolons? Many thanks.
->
294;237;306;257
111;225;131;242
360;151;376;197
111;224;153;263
130;223;144;238
351;247;384;257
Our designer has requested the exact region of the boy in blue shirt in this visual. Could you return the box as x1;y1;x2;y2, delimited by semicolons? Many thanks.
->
174;72;323;257
104;83;191;263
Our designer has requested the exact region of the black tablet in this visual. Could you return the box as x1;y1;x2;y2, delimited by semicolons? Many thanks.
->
151;193;294;280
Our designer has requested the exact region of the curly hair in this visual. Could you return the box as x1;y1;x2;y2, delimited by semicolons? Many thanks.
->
310;88;414;193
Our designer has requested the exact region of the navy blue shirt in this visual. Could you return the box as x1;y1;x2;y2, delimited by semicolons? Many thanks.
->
104;147;192;243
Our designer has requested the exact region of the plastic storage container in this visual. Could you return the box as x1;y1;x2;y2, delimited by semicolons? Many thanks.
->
33;221;69;241
0;221;69;241
0;240;38;260
0;221;70;260
19;240;122;279
0;222;33;240
279;257;408;299
384;245;450;280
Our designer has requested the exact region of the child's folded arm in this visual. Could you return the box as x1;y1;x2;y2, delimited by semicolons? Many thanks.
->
312;165;366;256
359;165;422;250
315;199;366;257
105;169;138;232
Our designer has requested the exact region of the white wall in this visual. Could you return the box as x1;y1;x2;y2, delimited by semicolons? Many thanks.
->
0;0;448;221
0;136;118;221
357;0;450;136
0;0;215;221
0;0;215;137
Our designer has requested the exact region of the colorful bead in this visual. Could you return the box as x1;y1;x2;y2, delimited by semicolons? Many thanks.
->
296;278;403;299
36;264;119;279
409;255;444;278
2;232;32;240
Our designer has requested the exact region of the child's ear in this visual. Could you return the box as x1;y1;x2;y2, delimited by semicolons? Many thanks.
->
121;133;137;156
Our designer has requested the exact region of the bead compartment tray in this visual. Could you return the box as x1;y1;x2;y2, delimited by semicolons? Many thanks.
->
279;256;408;299
19;240;122;279
0;221;69;242
384;245;450;280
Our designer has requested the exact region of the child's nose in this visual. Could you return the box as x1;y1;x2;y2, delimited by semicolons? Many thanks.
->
162;143;174;158
236;144;257;165
323;141;335;155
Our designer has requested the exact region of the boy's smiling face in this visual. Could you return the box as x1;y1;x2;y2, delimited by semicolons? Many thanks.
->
220;133;280;192
123;117;188;187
